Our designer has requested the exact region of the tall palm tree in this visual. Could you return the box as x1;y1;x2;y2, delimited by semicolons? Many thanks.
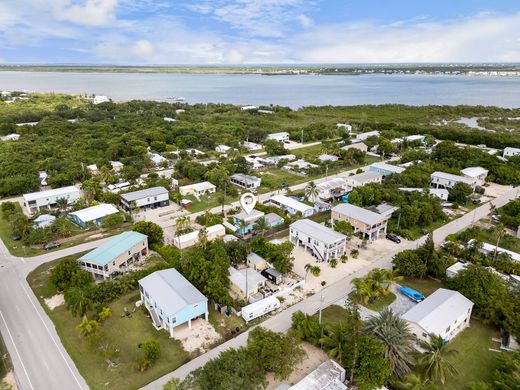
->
418;334;458;385
237;218;249;236
494;223;506;261
55;197;69;215
305;181;319;201
364;308;416;377
254;217;269;237
383;269;403;294
352;278;375;304
304;263;313;280
394;373;437;390
320;324;349;365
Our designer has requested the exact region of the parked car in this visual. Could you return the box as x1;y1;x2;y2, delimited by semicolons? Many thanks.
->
491;214;500;221
386;233;401;244
420;229;429;235
11;235;21;241
472;199;481;205
43;241;60;250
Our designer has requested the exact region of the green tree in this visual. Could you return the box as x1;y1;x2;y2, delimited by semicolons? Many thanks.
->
185;347;267;390
76;316;100;337
320;323;350;366
352;336;392;390
198;227;208;249
363;309;416;377
304;181;319;201
64;287;93;316
291;311;321;344
9;212;31;237
254;217;269;237
246;327;305;380
141;339;161;363
418;334;458;385
132;221;163;244
55;197;69;214
264;139;286;156
98;307;112;322
163;378;188;390
392;250;427;278
334;220;354;237
448;182;473;204
394;373;438;390
101;213;124;229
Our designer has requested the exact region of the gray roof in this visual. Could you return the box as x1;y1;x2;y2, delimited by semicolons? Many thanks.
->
348;171;382;183
402;288;473;336
332;203;388;225
264;212;284;225
228;266;266;294
232;209;265;222
138;269;207;317
121;186;168;202
290;219;346;245
231;173;261;184
247;252;266;266
431;171;475;185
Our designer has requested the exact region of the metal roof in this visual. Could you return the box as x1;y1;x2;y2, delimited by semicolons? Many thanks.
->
370;162;405;174
347;171;382;184
69;203;119;223
402;288;473;336
270;195;314;214
247;253;266;266
23;186;79;202
431;171;475;185
264;212;284;225
332;203;388;225
316;178;348;192
232;209;265;222
139;268;207;318
290;219;346;245
460;166;488;178
120;186;168;202
228;267;266;294
79;231;147;266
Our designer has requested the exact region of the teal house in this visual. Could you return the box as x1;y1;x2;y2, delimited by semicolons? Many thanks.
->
78;231;148;280
232;209;265;236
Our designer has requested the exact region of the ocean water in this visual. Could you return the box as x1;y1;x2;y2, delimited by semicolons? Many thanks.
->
1;71;519;108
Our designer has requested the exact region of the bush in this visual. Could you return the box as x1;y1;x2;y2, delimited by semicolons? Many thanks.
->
101;213;125;229
1;201;18;219
132;221;163;244
351;249;360;259
141;339;161;363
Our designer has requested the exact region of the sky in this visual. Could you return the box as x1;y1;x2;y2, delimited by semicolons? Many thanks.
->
1;0;520;65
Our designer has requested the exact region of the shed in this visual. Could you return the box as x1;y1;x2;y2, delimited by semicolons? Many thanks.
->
262;267;283;285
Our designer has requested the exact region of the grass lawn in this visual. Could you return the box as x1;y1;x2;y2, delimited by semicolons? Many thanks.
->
319;305;350;325
27;259;189;390
207;306;246;340
0;332;11;380
348;291;397;312
440;320;499;390
466;226;520;253
401;276;443;297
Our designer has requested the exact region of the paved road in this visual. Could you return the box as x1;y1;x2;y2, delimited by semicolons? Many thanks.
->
0;184;517;390
142;187;520;389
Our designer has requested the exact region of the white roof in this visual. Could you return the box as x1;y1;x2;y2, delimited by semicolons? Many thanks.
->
404;135;425;142
23;186;79;202
291;360;347;390
270;195;314;214
290;219;346;245
431;171;475;185
86;164;98;171
69;203;119;223
402;288;473;336
341;142;368;151
371;162;405;174
318;154;339;162
175;224;225;245
504;147;520;153
429;188;449;196
332;203;388;225
348;171;382;184
476;240;520;262
267;131;289;138
110;161;123;168
446;262;468;275
356;130;380;140
461;166;488;178
317;178;348;192
180;181;216;192
228;267;266;294
139;269;206;317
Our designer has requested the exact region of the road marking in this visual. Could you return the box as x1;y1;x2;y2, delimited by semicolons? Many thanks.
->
42;359;49;370
19;281;85;389
15;305;20;312
0;310;35;390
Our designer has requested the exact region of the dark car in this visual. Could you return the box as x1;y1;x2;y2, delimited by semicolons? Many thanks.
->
472;199;481;205
420;229;429;235
43;241;60;250
11;235;21;241
386;233;401;244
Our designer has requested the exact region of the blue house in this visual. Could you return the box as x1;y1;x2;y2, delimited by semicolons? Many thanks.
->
231;209;265;235
264;212;285;228
69;203;119;227
369;162;405;177
139;268;208;336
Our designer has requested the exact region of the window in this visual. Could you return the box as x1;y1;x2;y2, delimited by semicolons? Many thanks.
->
422;332;427;338
446;325;451;333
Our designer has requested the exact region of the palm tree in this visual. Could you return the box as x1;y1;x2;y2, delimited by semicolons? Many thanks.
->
55;197;69;215
418;334;458;385
383;269;403;294
237;218;249;236
305;181;319;201
364;308;416;377
198;227;208;249
304;263;313;280
76;316;100;337
494;223;506;261
394;373;437;390
254;217;269;237
320;324;349;365
352;278;374;304
311;265;321;277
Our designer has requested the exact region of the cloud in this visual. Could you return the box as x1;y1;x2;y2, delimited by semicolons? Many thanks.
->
291;12;520;63
297;14;313;28
54;0;119;27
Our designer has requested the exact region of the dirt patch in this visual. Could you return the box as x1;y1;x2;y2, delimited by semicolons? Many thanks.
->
267;342;328;389
44;293;64;310
2;370;18;389
171;319;221;354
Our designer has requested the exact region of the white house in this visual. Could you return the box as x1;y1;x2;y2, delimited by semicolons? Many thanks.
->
286;159;318;170
86;164;98;175
341;142;368;153
291;360;347;390
269;195;314;217
429;188;449;201
352;130;380;142
93;95;109;104
446;262;468;278
163;117;176;123
290;219;346;262
461;167;488;186
259;154;296;166
172;224;225;249
242;141;263;151
120;186;169;212
241;105;257;111
318;154;339;162
215;145;232;153
228;266;266;299
245;156;265;171
404;135;426;144
402;288;474;343
345;171;383;188
69;203;119;227
179;182;216;196
469;239;520;263
430;171;477;190
503;147;520;158
110;161;124;173
230;173;261;190
337;123;353;132
315;178;350;201
266;132;290;142
23;186;80;215
0;134;21;141
149;152;168;166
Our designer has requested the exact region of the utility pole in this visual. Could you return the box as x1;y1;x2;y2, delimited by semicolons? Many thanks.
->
319;292;325;350
301;129;304;144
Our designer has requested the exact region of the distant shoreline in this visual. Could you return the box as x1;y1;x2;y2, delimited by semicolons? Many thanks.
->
1;65;520;77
